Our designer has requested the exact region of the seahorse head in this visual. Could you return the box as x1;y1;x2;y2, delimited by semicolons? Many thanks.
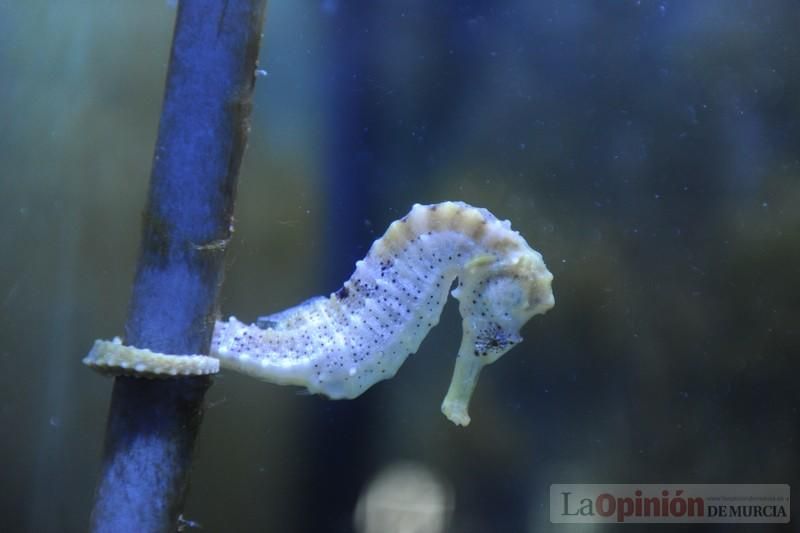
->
456;249;554;363
443;247;554;425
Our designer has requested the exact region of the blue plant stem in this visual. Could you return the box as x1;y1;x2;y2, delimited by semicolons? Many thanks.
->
89;1;268;531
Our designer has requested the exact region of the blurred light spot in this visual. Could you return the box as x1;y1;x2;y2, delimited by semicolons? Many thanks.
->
354;461;453;533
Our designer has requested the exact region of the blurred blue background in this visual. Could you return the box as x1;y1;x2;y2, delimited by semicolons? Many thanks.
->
1;1;799;531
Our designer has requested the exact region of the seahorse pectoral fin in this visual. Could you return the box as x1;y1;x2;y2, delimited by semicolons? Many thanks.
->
441;346;486;426
464;254;496;272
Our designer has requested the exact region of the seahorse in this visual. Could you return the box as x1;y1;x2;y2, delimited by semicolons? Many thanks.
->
85;201;554;426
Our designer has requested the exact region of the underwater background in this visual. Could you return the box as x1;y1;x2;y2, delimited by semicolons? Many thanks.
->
1;1;799;531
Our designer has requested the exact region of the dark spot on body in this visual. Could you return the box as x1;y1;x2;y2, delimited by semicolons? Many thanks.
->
335;286;349;299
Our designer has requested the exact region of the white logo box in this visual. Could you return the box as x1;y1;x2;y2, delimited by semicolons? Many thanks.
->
550;484;789;524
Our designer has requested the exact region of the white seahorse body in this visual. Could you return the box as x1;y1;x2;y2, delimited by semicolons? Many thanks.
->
211;201;554;425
